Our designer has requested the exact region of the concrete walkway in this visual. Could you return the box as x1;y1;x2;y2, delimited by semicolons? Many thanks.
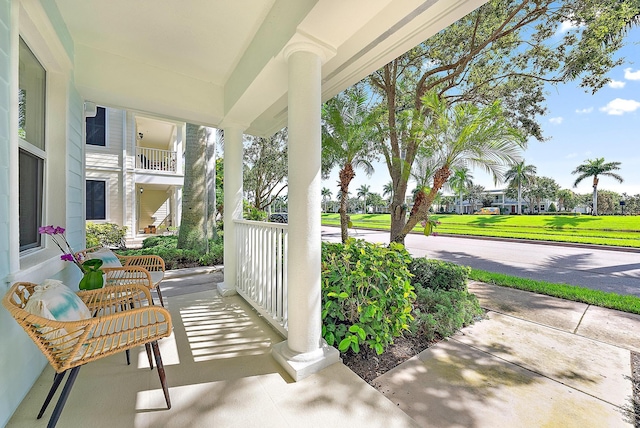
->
374;281;639;427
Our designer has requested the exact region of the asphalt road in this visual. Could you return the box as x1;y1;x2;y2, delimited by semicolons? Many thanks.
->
321;226;640;297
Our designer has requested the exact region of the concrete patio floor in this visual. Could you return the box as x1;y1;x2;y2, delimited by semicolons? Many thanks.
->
6;268;418;428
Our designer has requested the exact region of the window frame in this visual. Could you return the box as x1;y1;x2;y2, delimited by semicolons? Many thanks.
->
18;37;47;253
85;179;108;221
86;106;107;147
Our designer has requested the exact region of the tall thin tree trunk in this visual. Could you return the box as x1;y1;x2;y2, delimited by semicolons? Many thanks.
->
517;183;522;215
338;163;355;243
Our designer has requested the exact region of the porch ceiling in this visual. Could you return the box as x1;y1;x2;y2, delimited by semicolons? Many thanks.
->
53;0;486;136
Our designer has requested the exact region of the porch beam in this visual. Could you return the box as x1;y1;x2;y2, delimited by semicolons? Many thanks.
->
217;124;246;297
271;40;339;381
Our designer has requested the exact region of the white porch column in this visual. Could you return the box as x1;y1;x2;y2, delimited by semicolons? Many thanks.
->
217;124;245;296
271;41;339;381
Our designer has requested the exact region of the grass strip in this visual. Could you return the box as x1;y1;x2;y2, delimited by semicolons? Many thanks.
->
468;268;640;315
321;213;640;248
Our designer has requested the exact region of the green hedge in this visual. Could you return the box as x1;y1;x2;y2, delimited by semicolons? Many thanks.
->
409;258;470;292
86;222;127;248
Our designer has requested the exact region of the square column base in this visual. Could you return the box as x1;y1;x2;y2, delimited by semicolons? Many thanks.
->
216;281;237;297
271;340;340;382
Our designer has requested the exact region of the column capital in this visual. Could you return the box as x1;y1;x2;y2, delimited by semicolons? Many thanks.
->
219;120;249;133
283;31;337;64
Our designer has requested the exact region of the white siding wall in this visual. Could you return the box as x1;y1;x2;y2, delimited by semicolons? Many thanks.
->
0;1;20;425
0;2;83;425
85;107;125;225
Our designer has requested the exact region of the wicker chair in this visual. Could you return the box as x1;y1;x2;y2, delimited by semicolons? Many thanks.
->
76;247;166;306
3;282;172;428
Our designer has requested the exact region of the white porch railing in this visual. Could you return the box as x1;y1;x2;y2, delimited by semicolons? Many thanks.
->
136;147;177;172
235;219;288;336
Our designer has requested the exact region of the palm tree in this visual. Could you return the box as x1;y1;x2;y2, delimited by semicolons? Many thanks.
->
504;161;537;215
394;91;524;243
572;157;623;216
321;187;332;212
356;184;371;214
446;166;473;214
382;181;393;202
322;86;376;242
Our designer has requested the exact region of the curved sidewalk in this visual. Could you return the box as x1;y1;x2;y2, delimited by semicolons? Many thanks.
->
374;282;640;427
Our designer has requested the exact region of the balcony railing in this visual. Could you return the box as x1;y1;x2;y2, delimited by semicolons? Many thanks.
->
136;147;177;173
235;219;288;336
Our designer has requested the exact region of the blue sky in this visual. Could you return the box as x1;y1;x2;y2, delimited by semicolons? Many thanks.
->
323;26;640;199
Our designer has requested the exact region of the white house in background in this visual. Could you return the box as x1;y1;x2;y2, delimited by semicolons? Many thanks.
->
1;1;488;425
449;189;556;214
84;106;185;242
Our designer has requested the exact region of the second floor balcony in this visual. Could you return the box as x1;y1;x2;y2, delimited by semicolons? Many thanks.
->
136;147;178;173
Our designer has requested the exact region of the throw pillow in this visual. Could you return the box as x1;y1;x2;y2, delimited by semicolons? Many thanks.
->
24;279;91;346
87;248;122;268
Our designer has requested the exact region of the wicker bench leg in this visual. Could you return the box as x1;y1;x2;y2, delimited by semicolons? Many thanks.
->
145;343;154;369
37;371;66;419
155;285;165;307
47;366;81;428
151;341;170;409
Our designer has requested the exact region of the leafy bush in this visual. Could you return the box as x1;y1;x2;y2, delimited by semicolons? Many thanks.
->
548;203;557;212
321;239;415;355
86;222;127;248
118;235;223;269
413;287;483;341
409;258;470;292
243;201;267;221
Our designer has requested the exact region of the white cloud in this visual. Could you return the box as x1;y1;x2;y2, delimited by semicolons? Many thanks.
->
608;80;626;89
557;20;578;34
624;68;640;81
575;107;593;114
549;116;564;124
599;98;640;115
565;152;578;159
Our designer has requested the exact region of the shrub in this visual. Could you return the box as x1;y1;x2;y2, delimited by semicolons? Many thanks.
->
321;239;415;355
118;235;223;269
409;258;470;292
86;222;127;248
548;203;557;212
413;287;483;341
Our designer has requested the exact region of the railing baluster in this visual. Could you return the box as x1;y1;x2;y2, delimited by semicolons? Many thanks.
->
234;219;289;336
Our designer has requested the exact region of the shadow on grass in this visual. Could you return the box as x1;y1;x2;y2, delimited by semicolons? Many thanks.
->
542;215;599;229
469;215;508;227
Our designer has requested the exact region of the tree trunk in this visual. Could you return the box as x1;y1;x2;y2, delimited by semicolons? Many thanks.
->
338;163;355;243
592;185;598;216
393;166;451;244
517;183;522;215
178;124;207;250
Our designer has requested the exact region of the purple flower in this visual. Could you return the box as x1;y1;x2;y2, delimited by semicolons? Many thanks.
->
432;232;439;237
39;225;56;235
60;253;75;262
54;226;65;234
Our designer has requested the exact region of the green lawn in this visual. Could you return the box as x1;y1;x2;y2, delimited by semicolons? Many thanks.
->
321;213;640;248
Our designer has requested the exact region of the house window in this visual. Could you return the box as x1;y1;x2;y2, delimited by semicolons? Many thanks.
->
86;180;106;220
86;107;106;146
18;37;46;251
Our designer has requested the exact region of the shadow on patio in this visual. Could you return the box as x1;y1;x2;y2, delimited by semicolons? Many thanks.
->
7;271;418;428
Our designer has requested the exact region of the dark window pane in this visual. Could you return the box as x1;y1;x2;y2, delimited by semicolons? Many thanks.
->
19;150;44;250
86;180;106;220
86;107;106;146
